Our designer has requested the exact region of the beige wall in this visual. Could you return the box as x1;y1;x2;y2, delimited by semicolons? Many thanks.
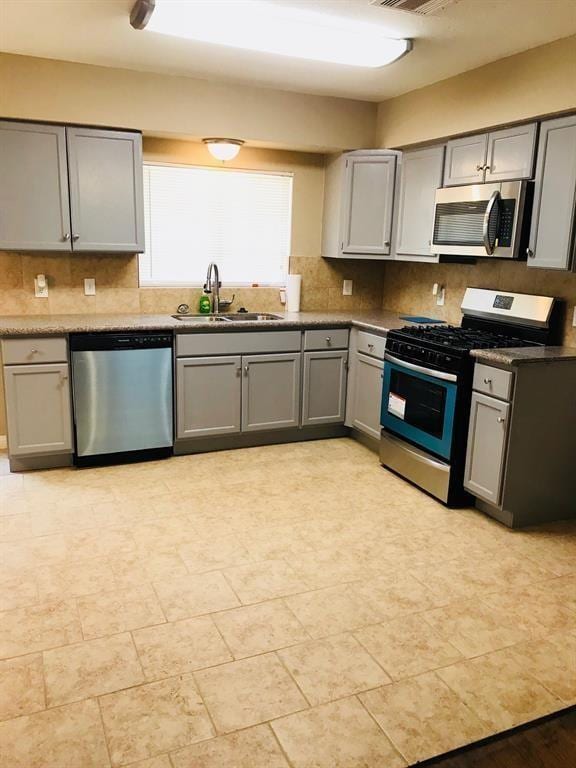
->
377;35;576;148
0;53;376;152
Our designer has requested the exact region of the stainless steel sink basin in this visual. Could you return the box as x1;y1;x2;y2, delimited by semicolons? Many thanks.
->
172;313;283;322
172;314;230;322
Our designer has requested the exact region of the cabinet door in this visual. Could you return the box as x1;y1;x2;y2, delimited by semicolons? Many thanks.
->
4;364;73;456
341;155;396;256
484;123;537;182
0;121;71;251
302;350;348;427
464;392;510;506
242;353;301;432
349;353;383;440
528;115;576;270
176;356;241;438
67;127;144;253
443;134;488;186
396;145;445;258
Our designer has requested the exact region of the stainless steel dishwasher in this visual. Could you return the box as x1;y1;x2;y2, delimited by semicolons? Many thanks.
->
70;331;173;467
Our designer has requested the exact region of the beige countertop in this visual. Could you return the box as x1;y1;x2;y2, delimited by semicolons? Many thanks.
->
471;346;576;365
0;310;416;337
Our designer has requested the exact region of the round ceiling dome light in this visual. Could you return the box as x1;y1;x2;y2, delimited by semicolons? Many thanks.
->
203;138;245;162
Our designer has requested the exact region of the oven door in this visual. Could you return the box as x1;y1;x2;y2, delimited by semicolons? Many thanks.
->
431;181;524;259
380;355;458;461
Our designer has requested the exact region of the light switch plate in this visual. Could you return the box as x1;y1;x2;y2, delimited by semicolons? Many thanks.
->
84;278;96;296
342;280;353;296
34;278;48;298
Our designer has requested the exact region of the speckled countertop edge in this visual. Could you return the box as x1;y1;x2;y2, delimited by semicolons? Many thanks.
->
471;346;576;365
0;310;413;337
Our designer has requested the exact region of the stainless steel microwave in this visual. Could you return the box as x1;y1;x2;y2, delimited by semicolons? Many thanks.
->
431;180;530;259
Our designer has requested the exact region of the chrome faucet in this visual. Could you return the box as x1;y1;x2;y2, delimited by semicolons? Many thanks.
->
204;262;221;314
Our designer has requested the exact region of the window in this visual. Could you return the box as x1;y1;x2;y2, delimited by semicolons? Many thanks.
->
140;163;293;286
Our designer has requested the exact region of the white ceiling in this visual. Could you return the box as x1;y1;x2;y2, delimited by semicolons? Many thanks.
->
1;0;575;102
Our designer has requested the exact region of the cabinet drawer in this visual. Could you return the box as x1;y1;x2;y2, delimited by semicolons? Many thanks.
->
473;363;514;401
176;331;301;357
304;328;349;351
356;331;385;359
1;337;68;365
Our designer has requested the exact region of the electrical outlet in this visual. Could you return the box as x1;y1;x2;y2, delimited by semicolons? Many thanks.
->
279;289;286;305
84;278;96;296
573;306;576;327
34;276;48;298
342;279;353;296
436;286;446;307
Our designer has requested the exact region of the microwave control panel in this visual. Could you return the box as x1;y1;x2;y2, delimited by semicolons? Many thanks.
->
498;199;516;247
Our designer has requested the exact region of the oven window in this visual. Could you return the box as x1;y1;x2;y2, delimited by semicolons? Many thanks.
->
389;369;447;439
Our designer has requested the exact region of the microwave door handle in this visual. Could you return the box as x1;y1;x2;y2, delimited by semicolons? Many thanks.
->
482;190;500;255
384;353;458;383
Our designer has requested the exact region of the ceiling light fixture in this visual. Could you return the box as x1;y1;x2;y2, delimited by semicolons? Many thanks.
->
130;0;412;69
203;138;245;161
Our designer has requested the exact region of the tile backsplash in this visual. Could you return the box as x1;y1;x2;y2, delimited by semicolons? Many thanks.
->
381;260;576;346
0;252;385;316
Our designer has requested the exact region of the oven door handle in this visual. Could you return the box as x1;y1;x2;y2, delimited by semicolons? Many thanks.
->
384;353;458;383
482;190;500;255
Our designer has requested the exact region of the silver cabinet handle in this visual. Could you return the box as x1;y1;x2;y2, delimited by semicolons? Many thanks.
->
236;366;242;375
476;164;484;172
526;248;535;258
62;233;70;241
368;343;374;350
326;337;332;346
244;365;249;375
384;241;390;247
483;378;492;385
72;234;80;242
497;417;506;423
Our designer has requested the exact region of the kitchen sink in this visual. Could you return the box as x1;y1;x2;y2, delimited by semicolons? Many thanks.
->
172;313;283;322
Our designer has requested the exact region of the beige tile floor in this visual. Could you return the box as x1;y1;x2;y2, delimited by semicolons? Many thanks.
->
0;437;575;767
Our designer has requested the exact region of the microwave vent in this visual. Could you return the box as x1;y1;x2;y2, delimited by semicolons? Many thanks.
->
370;0;459;15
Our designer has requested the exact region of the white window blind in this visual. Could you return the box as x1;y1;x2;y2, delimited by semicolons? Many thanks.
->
140;163;293;286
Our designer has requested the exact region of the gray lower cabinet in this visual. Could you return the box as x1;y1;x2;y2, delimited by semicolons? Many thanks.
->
528;115;576;270
176;356;241;438
3;363;73;456
349;352;383;440
242;353;301;432
67;127;144;253
302;350;348;426
464;391;510;505
0;121;71;251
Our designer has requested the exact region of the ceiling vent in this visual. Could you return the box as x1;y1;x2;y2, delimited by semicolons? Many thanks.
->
370;0;459;15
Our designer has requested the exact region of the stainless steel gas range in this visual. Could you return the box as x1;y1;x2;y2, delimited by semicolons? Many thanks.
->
379;288;559;506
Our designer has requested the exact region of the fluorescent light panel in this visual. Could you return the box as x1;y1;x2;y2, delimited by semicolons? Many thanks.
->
142;0;411;68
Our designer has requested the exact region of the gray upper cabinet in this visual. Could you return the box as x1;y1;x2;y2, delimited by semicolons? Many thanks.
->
464;391;510;506
348;352;383;440
0;120;144;253
321;150;398;260
67;127;144;253
0;121;71;251
443;134;487;186
3;363;73;457
527;115;576;271
302;350;348;427
396;144;444;259
342;154;396;256
242;353;301;432
176;356;241;439
444;124;536;186
484;123;537;182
